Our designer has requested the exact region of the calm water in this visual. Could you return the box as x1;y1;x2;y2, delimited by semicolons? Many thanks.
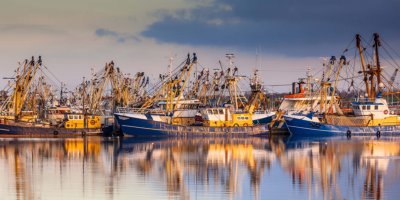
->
1;136;400;200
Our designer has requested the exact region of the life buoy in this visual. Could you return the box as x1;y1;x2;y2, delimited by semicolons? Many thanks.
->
233;123;239;127
90;120;96;126
376;130;381;138
384;110;389;115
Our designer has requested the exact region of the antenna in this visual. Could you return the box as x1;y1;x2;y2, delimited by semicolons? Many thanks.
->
226;53;235;68
168;56;174;80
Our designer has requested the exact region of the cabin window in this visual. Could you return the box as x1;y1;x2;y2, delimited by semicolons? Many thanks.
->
367;106;370;110
79;115;82;119
208;110;212;114
192;105;198;109
245;117;249;120
74;115;78;120
213;110;218;114
375;105;379;110
69;116;73;120
362;105;366;110
218;109;224;114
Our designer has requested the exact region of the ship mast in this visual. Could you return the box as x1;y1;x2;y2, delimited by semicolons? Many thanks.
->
356;34;371;97
373;33;382;94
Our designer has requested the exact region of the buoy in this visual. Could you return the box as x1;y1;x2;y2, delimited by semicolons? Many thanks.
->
376;130;381;138
346;130;351;138
384;110;389;115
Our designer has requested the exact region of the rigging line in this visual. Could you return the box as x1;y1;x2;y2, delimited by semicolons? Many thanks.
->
197;63;206;70
381;73;400;92
381;46;400;69
380;55;400;71
257;69;306;72
343;37;356;54
41;64;63;85
37;68;62;91
381;38;400;59
362;35;374;49
264;83;295;87
264;75;364;87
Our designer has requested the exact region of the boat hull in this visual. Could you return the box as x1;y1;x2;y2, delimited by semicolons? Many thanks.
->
284;115;400;137
0;123;102;137
115;113;269;137
252;112;275;125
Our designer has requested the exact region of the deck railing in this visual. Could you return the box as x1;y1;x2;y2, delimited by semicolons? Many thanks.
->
116;107;165;115
148;120;268;135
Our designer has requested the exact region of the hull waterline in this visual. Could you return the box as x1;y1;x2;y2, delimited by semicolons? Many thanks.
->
115;113;269;137
284;115;400;137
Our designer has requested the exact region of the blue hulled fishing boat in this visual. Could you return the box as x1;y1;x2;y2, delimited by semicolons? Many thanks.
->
115;54;271;137
284;33;400;137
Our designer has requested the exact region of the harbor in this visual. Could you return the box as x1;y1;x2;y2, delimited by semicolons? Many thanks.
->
1;33;400;200
2;0;400;199
1;34;400;139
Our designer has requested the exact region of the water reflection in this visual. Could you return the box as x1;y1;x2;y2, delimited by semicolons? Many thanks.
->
0;136;399;200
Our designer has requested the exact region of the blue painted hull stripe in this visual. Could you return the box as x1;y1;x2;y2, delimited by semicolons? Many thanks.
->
286;125;343;133
122;125;165;131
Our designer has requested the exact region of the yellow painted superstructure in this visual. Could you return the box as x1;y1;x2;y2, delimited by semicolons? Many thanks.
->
202;108;254;127
230;113;254;126
64;114;101;129
368;116;400;126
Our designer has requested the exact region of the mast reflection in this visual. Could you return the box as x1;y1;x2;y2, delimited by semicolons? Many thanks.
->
0;137;399;200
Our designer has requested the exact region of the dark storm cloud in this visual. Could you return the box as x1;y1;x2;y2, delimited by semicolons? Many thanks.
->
141;0;400;56
95;28;140;43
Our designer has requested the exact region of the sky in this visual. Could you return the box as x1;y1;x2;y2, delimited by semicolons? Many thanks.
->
1;0;400;93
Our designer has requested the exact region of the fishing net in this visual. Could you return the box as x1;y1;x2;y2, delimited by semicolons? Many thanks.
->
325;115;371;126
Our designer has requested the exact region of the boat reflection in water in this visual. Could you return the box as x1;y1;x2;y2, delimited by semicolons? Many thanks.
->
0;136;400;200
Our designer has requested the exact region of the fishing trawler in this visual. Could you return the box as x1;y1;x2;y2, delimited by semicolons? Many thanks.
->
247;69;275;125
269;69;338;131
284;33;400;137
0;56;102;137
114;54;269;137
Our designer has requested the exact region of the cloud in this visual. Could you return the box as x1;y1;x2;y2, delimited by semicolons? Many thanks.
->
95;28;141;43
141;0;400;57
